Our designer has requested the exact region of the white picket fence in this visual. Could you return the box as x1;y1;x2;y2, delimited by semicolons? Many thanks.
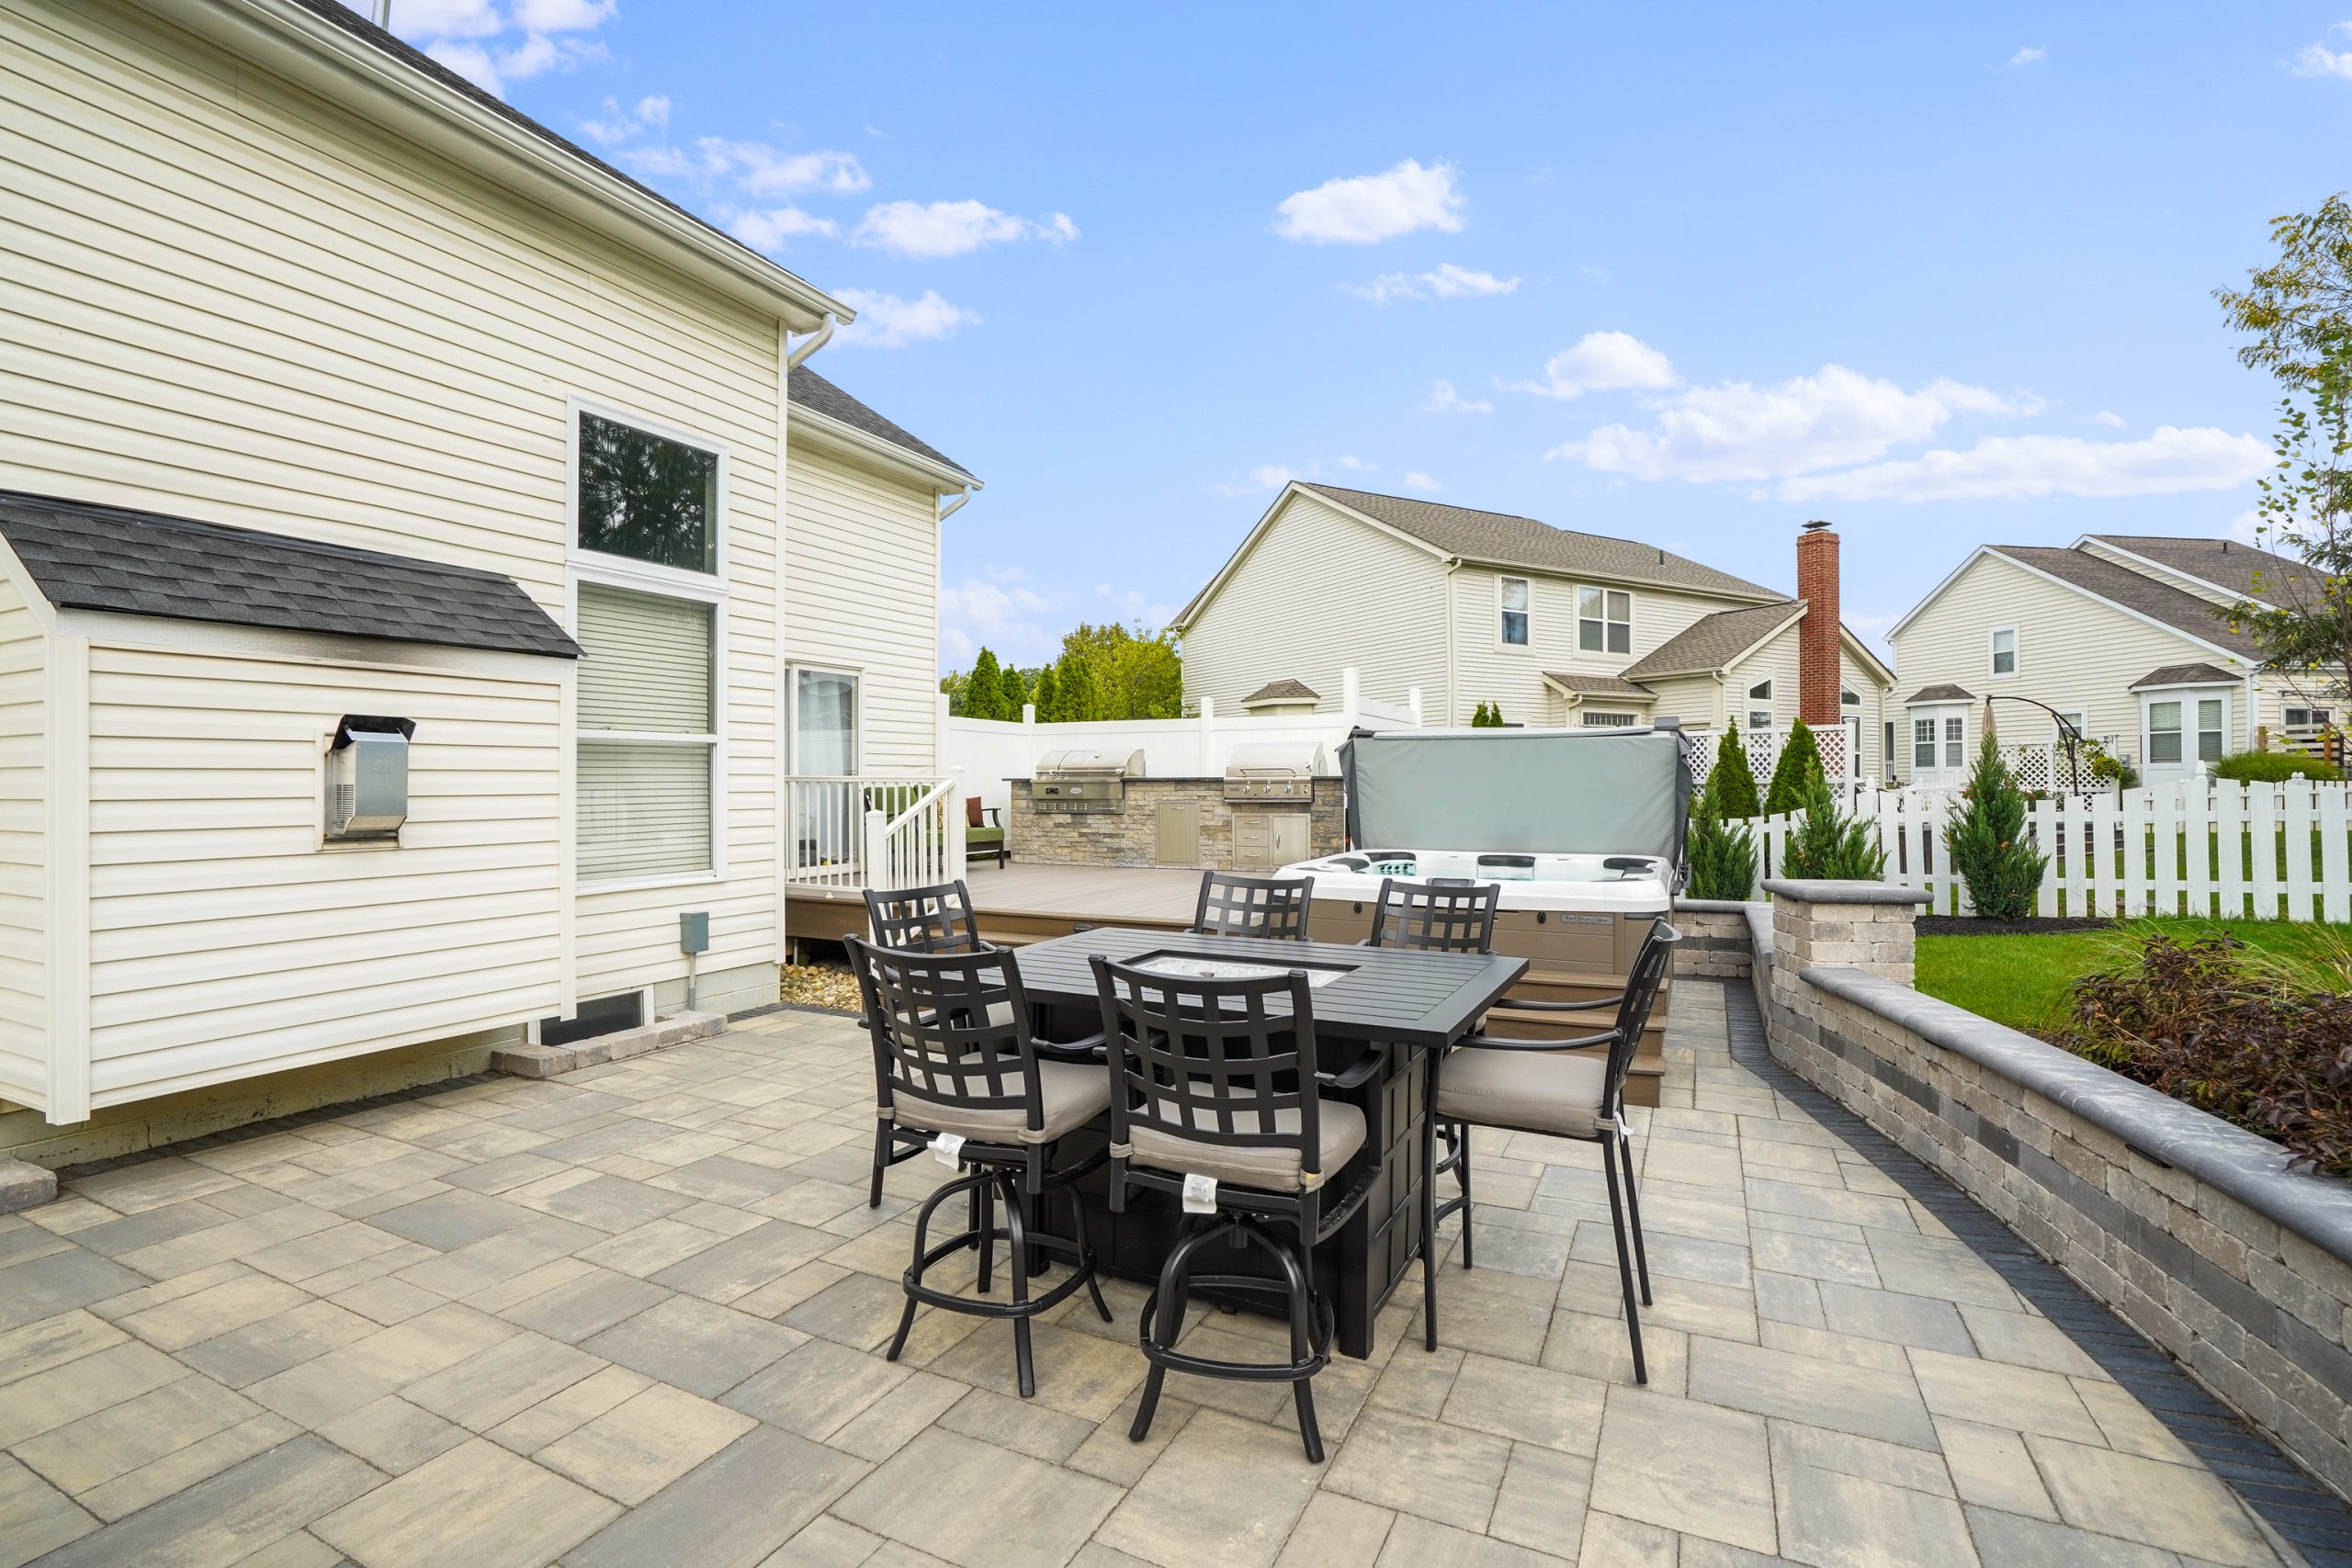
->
1732;781;2352;920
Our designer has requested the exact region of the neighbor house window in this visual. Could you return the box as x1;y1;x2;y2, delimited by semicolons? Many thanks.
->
1884;720;1897;772
577;411;720;574
1578;587;1632;654
1749;708;1773;730
2147;701;2183;765
2288;705;2334;728
1913;717;1937;771
1581;710;1637;728
2198;697;2225;762
571;406;726;886
576;582;718;882
1498;578;1530;646
2051;708;2087;742
1944;716;1965;768
1841;688;1860;707
1989;626;2018;677
1749;680;1771;700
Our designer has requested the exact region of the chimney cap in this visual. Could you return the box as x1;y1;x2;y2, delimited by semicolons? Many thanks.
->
1802;520;1834;533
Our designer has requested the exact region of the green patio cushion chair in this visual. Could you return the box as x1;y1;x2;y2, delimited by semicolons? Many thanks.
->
965;796;1007;869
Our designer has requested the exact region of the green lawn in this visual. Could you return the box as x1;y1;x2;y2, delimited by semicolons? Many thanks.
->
1916;918;2352;1035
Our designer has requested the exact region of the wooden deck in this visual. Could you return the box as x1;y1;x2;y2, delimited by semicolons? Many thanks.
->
785;861;1204;949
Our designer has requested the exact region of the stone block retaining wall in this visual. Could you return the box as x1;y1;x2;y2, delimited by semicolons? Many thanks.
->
1748;877;2352;1503
1669;899;1755;977
1009;778;1345;869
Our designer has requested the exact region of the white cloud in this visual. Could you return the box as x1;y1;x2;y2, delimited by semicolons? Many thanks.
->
2295;24;2352;79
493;30;605;84
425;40;503;92
2007;45;2046;67
510;0;614;28
2087;409;2127;428
384;0;611;96
1551;365;2033;481
2222;509;2269;545
830;288;980;348
1402;471;1442;492
1344;262;1520;303
381;0;503;38
1780;427;2272;503
1507;331;1679;400
728;207;841;252
941;570;1063;667
1423;379;1494;416
1214;456;1374;497
581;93;670;146
1273;159;1465;244
851;199;1079;258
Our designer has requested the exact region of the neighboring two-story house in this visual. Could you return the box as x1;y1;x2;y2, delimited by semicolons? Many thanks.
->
0;0;973;1158
1172;482;1896;777
1887;536;2319;789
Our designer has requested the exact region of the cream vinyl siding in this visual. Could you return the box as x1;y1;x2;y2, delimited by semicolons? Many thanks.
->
81;639;563;1106
1181;491;1445;717
1891;551;2256;761
783;435;941;773
4;1;788;1018
1642;673;1724;732
0;572;42;1108
1453;569;1755;728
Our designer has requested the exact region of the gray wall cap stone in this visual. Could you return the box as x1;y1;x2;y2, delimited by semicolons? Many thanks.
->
1803;964;2352;1267
1745;903;1774;959
1764;879;1934;906
1673;897;1761;914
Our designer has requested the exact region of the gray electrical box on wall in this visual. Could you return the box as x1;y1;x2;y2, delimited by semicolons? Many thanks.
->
679;911;710;953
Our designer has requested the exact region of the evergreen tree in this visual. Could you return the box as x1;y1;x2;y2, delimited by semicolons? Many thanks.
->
1470;702;1489;727
1055;648;1102;723
1764;718;1826;815
1030;663;1060;722
1708;728;1762;820
1685;780;1760;899
966;649;1009;721
1945;732;2049;919
998;664;1029;718
1780;775;1886;880
1488;702;1506;728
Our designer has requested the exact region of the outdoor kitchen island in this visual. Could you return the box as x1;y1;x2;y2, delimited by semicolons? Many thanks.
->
1007;744;1345;870
1005;924;1525;1359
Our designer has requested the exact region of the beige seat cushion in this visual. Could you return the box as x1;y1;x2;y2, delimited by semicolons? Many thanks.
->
1127;1092;1367;1193
1436;1049;1610;1140
895;1058;1112;1146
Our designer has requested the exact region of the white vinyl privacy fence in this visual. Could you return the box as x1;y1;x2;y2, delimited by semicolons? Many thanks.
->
1734;781;2352;920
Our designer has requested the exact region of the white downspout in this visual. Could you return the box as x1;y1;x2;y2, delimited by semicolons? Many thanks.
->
785;314;836;370
937;487;974;523
1442;558;1461;725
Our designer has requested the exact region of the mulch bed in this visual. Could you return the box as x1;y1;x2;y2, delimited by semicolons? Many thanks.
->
1917;915;2119;938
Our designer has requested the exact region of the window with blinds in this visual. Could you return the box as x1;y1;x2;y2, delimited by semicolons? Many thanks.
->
577;581;717;882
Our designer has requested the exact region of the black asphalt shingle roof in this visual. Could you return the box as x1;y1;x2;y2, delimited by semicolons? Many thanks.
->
0;491;579;658
1906;683;1975;704
1240;678;1320;705
1542;671;1656;697
2132;662;2241;690
2086;535;2322;608
787;367;974;480
1988;546;2259;657
1620;601;1808;681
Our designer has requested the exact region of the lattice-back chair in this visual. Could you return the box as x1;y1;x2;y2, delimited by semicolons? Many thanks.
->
845;937;1113;1398
1365;876;1501;954
864;879;984;953
1090;954;1374;1462
1431;919;1679;1382
1191;871;1315;942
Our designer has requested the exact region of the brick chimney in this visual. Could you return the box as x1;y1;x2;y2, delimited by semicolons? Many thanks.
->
1796;521;1841;727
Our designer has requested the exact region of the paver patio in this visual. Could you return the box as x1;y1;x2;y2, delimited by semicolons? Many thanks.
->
1;978;2345;1568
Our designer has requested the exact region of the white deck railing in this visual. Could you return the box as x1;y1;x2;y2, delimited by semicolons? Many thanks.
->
783;773;965;894
1729;780;2352;919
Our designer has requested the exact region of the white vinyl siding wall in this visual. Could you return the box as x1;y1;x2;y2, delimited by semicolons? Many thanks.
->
81;638;564;1107
1180;491;1447;719
1453;569;1765;728
0;571;42;1108
1890;552;2256;764
783;437;942;773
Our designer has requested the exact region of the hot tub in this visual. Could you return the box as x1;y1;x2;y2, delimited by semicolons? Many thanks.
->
1281;848;1671;976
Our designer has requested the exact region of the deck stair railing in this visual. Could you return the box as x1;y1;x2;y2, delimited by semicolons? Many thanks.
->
783;773;965;892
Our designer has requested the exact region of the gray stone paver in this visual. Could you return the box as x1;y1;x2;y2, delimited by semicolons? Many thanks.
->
0;983;2328;1567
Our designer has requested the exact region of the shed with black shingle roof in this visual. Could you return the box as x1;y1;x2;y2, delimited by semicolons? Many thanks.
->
0;491;578;658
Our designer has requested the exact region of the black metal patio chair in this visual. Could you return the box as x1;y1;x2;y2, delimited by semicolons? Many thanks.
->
1430;919;1679;1382
858;881;990;1209
1189;870;1315;941
1090;953;1377;1462
844;936;1114;1398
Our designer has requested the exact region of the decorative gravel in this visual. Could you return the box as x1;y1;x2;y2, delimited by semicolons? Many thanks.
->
779;961;861;1012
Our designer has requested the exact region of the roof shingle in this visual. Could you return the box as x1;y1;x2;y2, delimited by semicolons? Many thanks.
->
1988;546;2259;656
1906;683;1975;704
1542;671;1657;698
2131;662;2242;690
1240;678;1319;705
788;367;974;480
2086;535;2322;608
1620;602;1807;680
0;491;579;658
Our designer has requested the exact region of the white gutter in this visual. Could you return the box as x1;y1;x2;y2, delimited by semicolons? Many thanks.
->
787;403;981;495
785;316;836;370
169;0;849;333
938;489;974;522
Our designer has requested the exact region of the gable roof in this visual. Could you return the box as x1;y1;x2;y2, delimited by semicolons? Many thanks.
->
1984;546;2259;657
1240;678;1319;705
1620;602;1807;681
0;491;579;658
1541;671;1656;699
2083;535;2321;607
2132;662;2242;690
787;367;975;481
1295;484;1783;601
1906;683;1974;704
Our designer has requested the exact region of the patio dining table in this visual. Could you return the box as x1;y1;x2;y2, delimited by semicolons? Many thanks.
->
1009;924;1528;1359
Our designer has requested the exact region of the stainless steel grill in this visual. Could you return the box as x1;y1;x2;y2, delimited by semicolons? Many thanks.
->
1031;748;1144;813
1223;742;1324;802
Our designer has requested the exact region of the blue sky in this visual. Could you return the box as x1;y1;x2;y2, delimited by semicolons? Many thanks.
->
379;3;2352;672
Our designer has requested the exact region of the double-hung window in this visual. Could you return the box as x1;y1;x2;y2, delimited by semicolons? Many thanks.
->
1748;679;1773;731
1913;717;1938;771
1578;587;1632;654
1498;578;1530;646
1989;626;2018;677
571;407;725;886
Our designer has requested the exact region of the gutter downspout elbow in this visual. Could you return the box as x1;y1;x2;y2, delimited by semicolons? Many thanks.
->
785;314;836;370
937;487;973;523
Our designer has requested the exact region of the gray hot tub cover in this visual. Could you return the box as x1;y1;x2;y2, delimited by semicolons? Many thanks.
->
1340;721;1691;867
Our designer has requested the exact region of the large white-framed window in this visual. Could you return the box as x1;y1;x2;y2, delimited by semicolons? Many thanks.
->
568;399;729;889
1988;626;2018;678
787;665;862;775
2141;687;2230;781
1498;577;1530;647
1578;586;1633;655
